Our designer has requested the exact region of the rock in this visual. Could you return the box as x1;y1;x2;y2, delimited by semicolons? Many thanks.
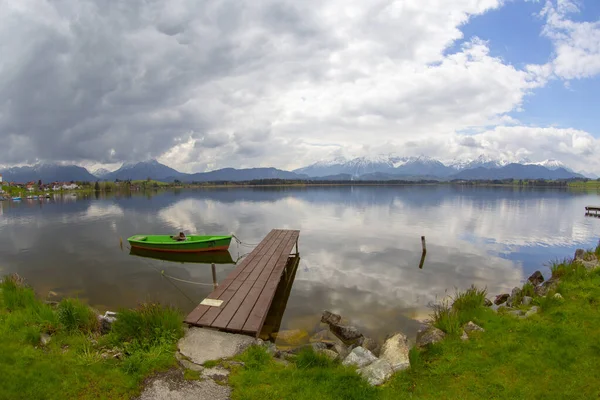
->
508;310;524;317
181;359;204;372
460;330;469;341
489;304;508;313
310;329;336;344
97;312;117;335
484;298;493;307
494;294;510;305
522;296;533;306
202;367;230;382
379;332;410;372
138;371;231;400
358;359;394;386
342;346;377;368
528;270;545;286
178;328;256;365
329;324;363;343
272;329;309;346
524;306;539;318
574;248;586;260
507;287;522;307
321;310;342;325
332;343;350;360
318;349;339;361
554;293;564;301
578;260;600;271
463;321;484;334
357;336;379;356
40;333;51;346
416;325;445;348
534;278;559;297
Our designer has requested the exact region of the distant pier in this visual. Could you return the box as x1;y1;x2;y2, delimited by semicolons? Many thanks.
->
585;206;600;218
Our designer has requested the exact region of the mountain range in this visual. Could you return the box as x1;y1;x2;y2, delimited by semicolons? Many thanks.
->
0;154;591;183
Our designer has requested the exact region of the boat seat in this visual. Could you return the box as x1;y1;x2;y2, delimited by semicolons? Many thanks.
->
131;236;147;241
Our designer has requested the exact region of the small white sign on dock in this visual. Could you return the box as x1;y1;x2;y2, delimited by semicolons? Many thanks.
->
200;298;223;307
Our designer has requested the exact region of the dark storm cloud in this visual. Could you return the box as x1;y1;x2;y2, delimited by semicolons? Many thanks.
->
0;0;332;165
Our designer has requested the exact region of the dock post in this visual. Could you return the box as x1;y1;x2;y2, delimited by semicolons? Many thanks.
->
295;238;299;256
418;236;427;269
211;263;218;289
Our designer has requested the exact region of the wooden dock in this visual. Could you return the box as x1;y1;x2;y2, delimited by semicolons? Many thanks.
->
184;229;300;337
586;206;600;217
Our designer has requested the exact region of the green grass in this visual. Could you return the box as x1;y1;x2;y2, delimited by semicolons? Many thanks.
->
431;285;487;336
0;274;184;400
230;252;600;399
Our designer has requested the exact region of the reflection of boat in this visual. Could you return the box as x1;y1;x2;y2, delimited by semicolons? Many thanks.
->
127;234;232;253
129;247;235;264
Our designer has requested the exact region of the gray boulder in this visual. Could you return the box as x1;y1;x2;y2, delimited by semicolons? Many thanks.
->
321;310;342;325
553;293;564;301
494;294;510;305
416;325;445;348
528;271;545;286
318;349;339;361
522;296;533;306
97;311;118;335
40;333;51;346
524;306;539;318
342;346;377;368
357;336;379;356
358;359;394;386
507;287;522;307
380;333;410;372
460;330;469;341
574;249;586;260
463;321;484;334
330;324;363;343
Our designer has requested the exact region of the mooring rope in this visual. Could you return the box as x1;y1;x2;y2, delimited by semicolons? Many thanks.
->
231;234;261;247
159;270;216;286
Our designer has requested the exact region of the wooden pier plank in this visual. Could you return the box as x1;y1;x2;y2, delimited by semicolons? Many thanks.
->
185;228;300;337
242;231;300;334
183;230;278;325
209;231;292;329
195;230;286;327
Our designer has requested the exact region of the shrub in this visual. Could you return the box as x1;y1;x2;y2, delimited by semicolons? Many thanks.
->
548;258;572;279
1;275;37;311
431;298;462;336
57;298;98;333
111;303;183;351
522;282;535;298
452;285;487;313
295;347;335;369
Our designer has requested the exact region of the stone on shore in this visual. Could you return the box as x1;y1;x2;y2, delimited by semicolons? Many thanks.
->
379;333;410;372
463;321;484;335
321;310;342;325
574;249;586;260
329;324;363;343
40;333;51;346
357;336;379;356
178;328;256;365
342;346;377;368
460;330;469;341
554;293;564;301
523;306;540;319
494;294;510;305
272;329;309;346
416;325;445;348
528;271;545;286
97;311;118;335
358;359;394;386
522;296;533;306
138;369;231;400
318;349;339;361
507;287;522;307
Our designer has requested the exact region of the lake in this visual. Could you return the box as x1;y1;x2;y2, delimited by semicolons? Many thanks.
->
0;186;598;341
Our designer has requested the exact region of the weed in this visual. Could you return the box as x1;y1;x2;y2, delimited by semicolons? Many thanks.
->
57;298;98;333
295;347;335;369
203;359;220;368
236;345;272;371
431;298;462;336
548;258;572;279
522;282;535;298
183;369;202;381
111;303;183;351
23;325;41;346
1;275;37;311
452;285;487;313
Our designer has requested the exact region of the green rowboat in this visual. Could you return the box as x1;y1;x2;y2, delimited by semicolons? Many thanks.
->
129;247;235;264
127;234;232;253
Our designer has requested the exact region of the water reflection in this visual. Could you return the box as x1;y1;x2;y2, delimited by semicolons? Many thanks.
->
0;186;598;340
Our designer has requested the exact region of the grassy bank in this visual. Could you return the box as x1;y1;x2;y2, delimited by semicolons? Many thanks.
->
0;275;184;400
229;245;600;399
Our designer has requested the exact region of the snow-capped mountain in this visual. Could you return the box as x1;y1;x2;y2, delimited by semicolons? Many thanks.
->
294;154;453;177
296;153;584;179
92;168;112;178
525;159;568;171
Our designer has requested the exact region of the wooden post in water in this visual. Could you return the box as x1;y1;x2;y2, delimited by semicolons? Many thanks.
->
418;236;427;269
211;263;218;289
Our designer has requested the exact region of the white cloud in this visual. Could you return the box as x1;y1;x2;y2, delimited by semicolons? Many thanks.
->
542;0;600;79
0;0;598;173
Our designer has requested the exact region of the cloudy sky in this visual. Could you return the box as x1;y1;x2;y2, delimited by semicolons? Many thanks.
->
1;0;599;173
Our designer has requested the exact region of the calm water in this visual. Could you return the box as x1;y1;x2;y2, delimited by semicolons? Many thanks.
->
1;186;598;341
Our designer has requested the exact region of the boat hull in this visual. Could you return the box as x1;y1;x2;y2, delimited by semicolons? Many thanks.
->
127;235;232;253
